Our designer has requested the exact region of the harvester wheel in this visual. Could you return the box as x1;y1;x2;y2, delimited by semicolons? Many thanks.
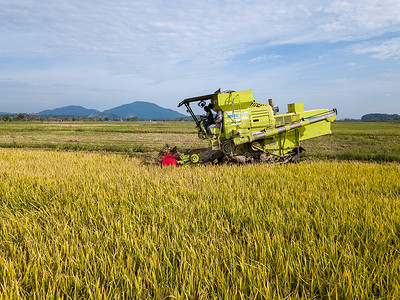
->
190;154;199;163
162;157;177;167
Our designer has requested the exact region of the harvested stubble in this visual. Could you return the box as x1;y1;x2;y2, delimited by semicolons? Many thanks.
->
0;148;399;299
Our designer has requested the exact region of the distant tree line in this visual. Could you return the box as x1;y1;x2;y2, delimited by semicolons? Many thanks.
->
1;113;27;122
0;114;138;122
150;116;194;122
361;113;400;122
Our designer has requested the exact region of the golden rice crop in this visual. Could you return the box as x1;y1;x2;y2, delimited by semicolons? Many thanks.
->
0;148;399;299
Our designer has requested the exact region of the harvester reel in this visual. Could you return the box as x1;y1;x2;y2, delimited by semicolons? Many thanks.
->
156;145;210;167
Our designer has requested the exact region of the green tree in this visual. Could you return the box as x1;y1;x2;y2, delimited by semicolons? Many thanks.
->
15;113;26;121
2;114;11;122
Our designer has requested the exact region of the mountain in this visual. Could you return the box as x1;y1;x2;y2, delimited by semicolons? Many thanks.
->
103;101;185;119
39;105;100;117
36;101;186;120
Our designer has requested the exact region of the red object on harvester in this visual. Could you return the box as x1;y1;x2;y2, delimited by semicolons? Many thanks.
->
156;145;180;167
161;157;177;167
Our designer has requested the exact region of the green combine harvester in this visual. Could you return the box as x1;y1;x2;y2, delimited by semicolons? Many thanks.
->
157;89;337;166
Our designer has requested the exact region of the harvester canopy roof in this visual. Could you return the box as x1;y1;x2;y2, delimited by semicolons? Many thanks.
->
177;93;216;107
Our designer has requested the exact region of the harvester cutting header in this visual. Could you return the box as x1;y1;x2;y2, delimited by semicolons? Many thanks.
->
157;89;337;166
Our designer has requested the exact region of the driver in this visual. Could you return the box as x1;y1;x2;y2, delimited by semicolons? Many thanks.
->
201;106;214;130
208;110;223;139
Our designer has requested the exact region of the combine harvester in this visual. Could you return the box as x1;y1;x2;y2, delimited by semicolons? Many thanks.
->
157;89;336;166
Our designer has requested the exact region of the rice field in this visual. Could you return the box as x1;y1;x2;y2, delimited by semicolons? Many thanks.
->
0;148;399;298
0;121;399;162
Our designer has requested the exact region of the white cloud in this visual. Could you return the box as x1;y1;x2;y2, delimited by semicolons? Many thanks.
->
323;0;400;31
349;38;400;59
249;54;281;63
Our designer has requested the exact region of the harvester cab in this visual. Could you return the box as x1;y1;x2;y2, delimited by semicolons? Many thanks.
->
158;89;337;166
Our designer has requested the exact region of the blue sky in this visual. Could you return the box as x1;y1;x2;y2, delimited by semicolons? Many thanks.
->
0;0;399;118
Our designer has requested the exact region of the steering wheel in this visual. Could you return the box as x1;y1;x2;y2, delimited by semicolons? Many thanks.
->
198;100;206;108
